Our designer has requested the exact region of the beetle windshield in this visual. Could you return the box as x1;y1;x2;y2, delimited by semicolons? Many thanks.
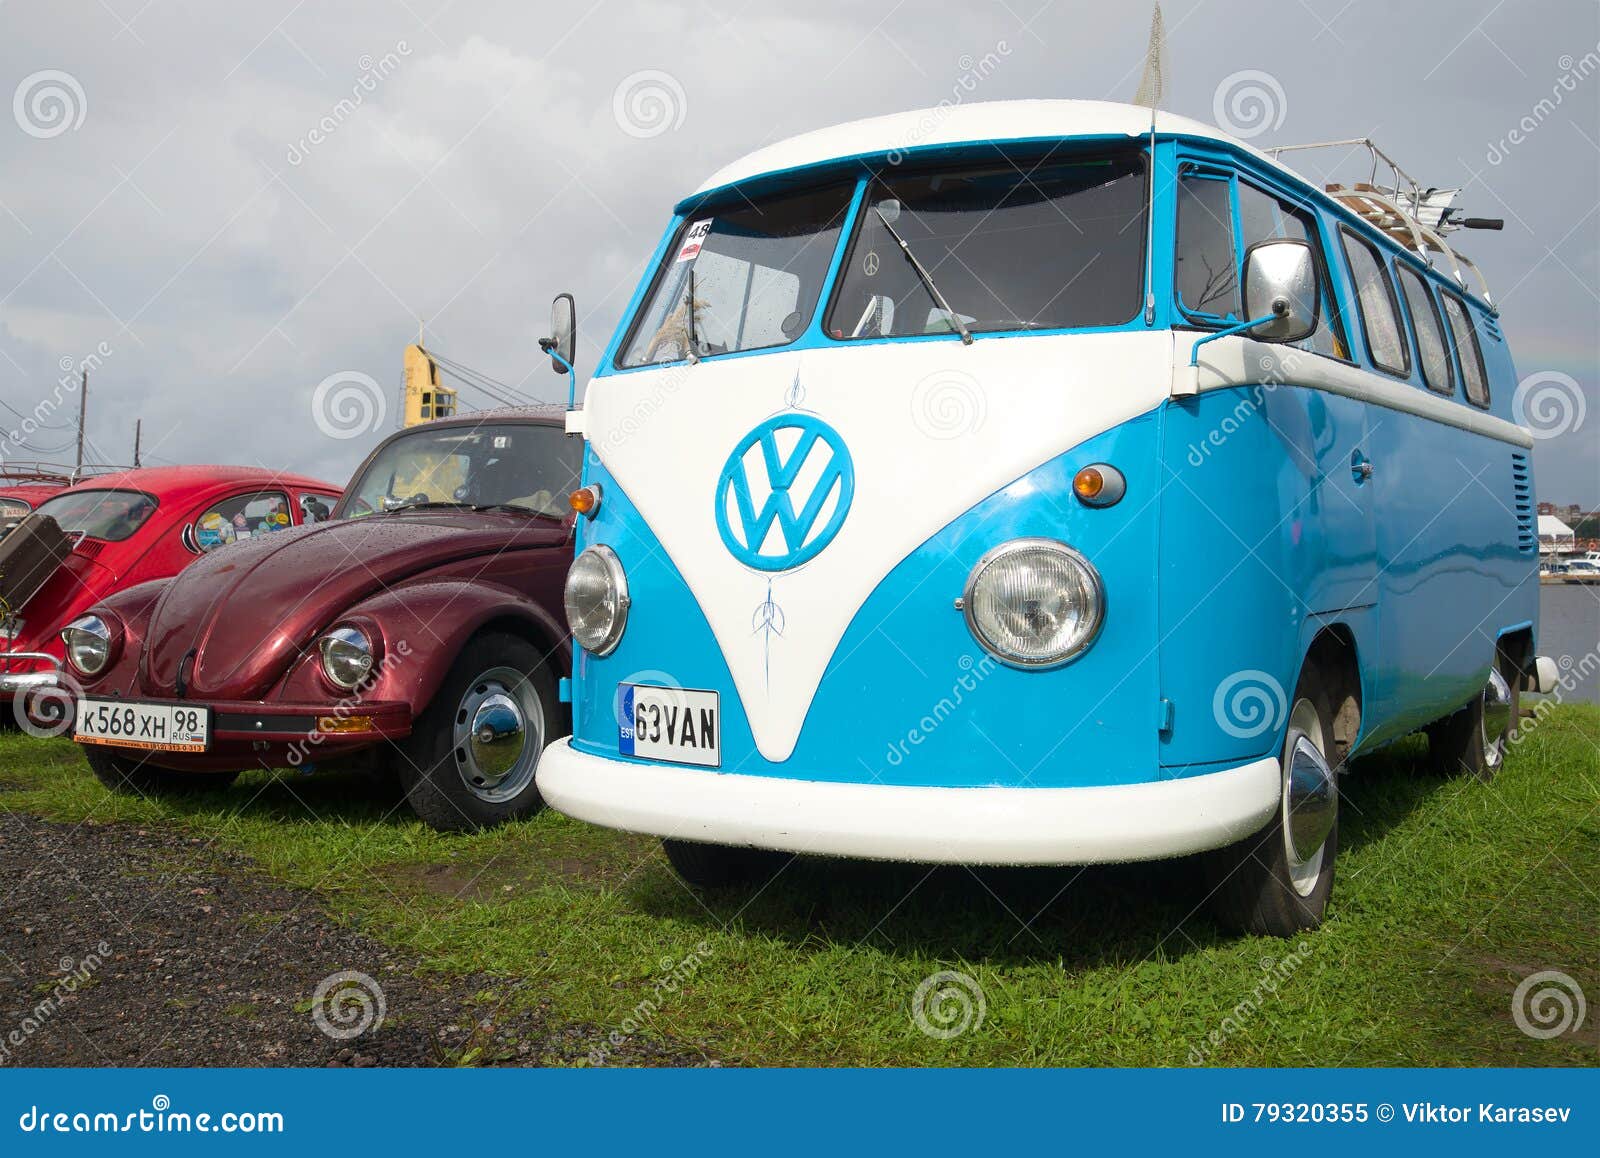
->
33;489;158;542
826;152;1147;339
618;183;854;367
343;422;581;519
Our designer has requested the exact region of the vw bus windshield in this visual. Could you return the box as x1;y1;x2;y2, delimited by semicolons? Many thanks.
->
344;423;581;519
617;183;854;367
33;489;158;542
826;153;1147;339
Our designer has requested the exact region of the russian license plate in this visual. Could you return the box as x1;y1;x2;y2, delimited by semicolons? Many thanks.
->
618;684;719;768
75;698;210;752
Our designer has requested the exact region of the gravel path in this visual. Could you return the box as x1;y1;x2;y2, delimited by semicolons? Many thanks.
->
0;813;704;1067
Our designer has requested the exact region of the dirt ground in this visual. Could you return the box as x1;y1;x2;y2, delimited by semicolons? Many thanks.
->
0;813;705;1067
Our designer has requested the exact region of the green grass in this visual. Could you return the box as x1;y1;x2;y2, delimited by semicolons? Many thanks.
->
3;707;1597;1067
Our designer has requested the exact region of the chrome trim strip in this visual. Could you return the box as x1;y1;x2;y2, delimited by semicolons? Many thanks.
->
1186;335;1534;449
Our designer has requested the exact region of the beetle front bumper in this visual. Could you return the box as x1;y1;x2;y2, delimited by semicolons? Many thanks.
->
70;697;414;773
536;738;1282;866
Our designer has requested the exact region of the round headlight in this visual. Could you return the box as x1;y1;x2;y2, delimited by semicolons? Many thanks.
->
564;545;629;656
318;625;375;689
61;614;115;676
961;539;1104;667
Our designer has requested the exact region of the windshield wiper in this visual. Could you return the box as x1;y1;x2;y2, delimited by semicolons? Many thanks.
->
380;498;467;513
872;199;973;346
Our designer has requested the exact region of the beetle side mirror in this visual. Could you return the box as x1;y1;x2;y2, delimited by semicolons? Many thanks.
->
1241;239;1319;344
541;293;576;375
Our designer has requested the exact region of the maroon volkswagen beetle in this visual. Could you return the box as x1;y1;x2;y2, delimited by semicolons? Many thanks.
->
64;409;582;831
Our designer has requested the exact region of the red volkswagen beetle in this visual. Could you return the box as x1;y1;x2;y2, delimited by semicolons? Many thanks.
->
1;466;342;710
63;410;582;831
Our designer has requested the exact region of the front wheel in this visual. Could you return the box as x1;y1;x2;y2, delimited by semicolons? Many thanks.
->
1207;671;1340;937
83;745;238;796
392;632;560;832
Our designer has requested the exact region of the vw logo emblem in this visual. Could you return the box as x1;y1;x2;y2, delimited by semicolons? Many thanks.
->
715;415;854;572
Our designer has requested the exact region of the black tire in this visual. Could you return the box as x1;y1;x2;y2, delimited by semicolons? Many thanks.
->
662;838;788;889
1425;651;1518;782
82;745;238;796
392;632;560;833
1207;668;1340;937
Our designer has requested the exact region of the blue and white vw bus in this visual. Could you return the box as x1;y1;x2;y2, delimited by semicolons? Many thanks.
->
537;100;1556;935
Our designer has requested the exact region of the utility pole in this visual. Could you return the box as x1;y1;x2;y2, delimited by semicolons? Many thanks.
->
74;369;87;481
132;419;141;469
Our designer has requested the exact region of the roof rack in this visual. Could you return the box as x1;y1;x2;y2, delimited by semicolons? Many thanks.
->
1265;137;1502;305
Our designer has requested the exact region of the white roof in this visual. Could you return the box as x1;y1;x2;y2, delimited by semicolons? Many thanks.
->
693;99;1286;196
1539;515;1575;537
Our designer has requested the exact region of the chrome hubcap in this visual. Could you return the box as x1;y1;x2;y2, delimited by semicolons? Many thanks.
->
1282;697;1336;896
1481;667;1512;769
452;666;542;804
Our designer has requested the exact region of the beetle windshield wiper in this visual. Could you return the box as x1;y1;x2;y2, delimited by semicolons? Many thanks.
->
380;498;467;513
470;502;560;519
872;197;973;346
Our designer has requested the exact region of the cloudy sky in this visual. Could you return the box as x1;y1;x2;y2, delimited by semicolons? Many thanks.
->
1;0;1595;501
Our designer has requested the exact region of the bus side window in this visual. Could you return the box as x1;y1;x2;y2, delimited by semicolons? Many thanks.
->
1339;229;1411;378
1440;292;1492;408
1174;172;1239;320
1396;266;1456;396
1236;183;1348;361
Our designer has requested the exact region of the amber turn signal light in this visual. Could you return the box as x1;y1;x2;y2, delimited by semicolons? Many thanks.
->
569;485;602;518
317;715;376;734
1073;464;1125;508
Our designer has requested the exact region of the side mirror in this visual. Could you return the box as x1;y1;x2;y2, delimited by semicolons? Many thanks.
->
542;293;576;375
1242;239;1319;344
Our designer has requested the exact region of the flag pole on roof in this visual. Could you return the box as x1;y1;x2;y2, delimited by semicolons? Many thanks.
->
1133;3;1167;325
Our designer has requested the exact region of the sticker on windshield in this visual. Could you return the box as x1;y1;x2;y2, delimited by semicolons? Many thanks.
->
675;218;713;263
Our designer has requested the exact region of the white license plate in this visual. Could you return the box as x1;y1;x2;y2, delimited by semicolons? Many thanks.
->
619;684;719;768
75;698;210;753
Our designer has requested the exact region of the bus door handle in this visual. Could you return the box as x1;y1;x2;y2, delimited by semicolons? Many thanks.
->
1351;450;1374;484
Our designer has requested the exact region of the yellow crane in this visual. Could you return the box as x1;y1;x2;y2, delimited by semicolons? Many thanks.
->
401;341;457;427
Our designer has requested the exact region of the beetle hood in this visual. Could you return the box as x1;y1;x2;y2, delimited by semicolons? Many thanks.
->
137;511;566;699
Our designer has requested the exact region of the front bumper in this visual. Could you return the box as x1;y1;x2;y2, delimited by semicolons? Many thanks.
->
0;651;61;694
536;738;1282;866
70;696;413;772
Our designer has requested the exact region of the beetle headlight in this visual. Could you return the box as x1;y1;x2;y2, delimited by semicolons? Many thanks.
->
61;614;115;676
961;539;1104;667
318;625;375;689
564;545;629;656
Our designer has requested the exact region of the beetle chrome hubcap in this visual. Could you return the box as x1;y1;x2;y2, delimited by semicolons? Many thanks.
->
452;666;542;803
1480;667;1512;769
1282;696;1336;897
